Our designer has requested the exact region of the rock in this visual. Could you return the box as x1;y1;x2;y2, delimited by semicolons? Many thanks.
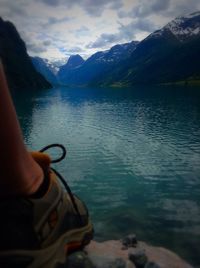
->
85;240;192;268
129;249;148;267
145;262;161;268
108;258;126;268
65;251;95;268
122;234;137;248
85;240;136;268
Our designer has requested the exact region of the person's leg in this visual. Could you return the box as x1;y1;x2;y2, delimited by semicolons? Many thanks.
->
0;61;93;268
0;60;43;198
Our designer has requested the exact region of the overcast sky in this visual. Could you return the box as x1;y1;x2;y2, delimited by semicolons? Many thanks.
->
0;0;200;61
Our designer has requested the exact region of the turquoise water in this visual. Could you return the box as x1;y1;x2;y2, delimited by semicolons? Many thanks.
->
13;86;200;266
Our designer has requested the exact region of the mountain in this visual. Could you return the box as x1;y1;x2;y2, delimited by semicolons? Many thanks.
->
58;54;85;83
57;41;139;86
93;11;200;86
0;18;51;90
49;58;67;74
31;57;58;85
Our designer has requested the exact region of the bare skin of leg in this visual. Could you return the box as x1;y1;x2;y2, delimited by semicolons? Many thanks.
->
0;61;43;198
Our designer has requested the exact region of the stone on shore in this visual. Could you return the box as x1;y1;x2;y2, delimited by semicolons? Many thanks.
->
84;240;193;268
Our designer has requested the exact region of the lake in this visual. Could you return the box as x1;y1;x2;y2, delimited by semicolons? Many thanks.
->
13;85;200;267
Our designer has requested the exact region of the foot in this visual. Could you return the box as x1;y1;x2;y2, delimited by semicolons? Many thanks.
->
0;145;93;268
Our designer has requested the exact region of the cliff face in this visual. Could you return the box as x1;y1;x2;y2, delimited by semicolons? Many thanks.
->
0;18;51;90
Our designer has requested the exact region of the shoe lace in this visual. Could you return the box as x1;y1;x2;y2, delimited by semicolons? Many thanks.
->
39;144;82;224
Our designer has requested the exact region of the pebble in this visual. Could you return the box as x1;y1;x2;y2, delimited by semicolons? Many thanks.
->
128;249;148;268
144;262;161;268
109;258;126;268
65;251;95;268
122;234;137;248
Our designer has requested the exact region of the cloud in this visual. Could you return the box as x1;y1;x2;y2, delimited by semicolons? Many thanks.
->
132;0;171;18
86;33;123;48
36;0;123;16
36;0;61;6
119;19;156;35
43;40;51;46
26;42;48;53
67;46;84;53
1;0;200;60
43;16;73;27
164;0;200;17
87;17;156;49
0;0;28;18
119;0;200;20
58;46;83;53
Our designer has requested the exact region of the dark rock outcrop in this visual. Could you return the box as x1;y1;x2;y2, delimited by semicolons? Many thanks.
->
0;17;51;90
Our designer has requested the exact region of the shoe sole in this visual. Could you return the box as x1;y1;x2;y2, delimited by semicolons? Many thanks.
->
0;221;93;268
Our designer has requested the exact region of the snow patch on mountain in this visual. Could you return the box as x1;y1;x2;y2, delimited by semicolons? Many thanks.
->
165;11;200;40
92;41;139;64
149;11;200;41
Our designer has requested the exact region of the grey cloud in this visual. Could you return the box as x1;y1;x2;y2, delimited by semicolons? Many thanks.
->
43;40;51;46
131;0;171;18
0;0;28;18
117;0;171;19
87;18;155;49
36;0;123;16
74;26;90;38
42;16;73;27
26;42;47;53
86;33;123;49
107;0;123;11
151;0;171;13
36;0;61;6
67;46;84;53
164;0;200;18
118;10;129;18
83;0;123;16
124;0;200;19
119;19;156;35
76;26;89;33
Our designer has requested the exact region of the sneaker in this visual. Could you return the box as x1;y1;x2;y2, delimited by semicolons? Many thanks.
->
0;144;93;268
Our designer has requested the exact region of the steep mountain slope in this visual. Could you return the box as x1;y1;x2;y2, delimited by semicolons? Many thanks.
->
57;41;139;86
58;54;85;83
0;18;51;90
31;56;58;85
94;11;200;86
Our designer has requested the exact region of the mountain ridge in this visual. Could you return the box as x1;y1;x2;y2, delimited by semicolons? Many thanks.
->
89;11;200;86
31;56;58;85
57;41;139;86
0;17;51;90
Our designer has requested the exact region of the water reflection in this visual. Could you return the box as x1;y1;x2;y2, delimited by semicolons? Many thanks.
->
13;85;200;266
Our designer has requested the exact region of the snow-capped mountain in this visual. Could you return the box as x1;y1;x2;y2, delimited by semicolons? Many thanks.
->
151;11;200;41
58;41;139;85
91;11;200;86
46;58;67;74
87;41;138;64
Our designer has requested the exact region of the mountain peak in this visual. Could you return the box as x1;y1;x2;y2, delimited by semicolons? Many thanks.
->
67;54;85;69
164;11;200;40
148;11;200;41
